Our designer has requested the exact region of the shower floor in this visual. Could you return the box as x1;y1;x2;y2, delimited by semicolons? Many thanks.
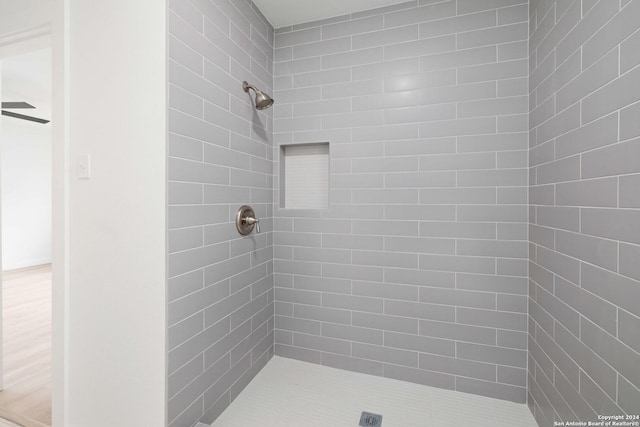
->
210;356;537;427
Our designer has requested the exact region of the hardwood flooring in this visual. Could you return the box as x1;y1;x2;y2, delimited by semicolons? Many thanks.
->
0;417;21;427
0;264;51;427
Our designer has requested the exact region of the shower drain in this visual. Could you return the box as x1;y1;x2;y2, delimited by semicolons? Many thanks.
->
359;411;383;426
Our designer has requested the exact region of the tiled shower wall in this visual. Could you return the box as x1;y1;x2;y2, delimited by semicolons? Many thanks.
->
166;0;274;425
528;0;640;424
273;0;531;403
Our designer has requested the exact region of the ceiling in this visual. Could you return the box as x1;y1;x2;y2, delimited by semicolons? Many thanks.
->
253;0;410;28
2;48;52;124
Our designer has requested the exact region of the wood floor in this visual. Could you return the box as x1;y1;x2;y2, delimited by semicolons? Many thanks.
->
0;264;51;427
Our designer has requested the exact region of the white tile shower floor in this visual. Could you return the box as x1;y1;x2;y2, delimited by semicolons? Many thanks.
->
210;356;538;427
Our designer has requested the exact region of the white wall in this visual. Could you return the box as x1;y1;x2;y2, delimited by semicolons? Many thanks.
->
56;0;167;425
0;0;53;37
1;117;52;270
1;47;53;270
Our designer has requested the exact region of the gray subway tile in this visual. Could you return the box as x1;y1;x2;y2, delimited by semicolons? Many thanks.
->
619;242;640;281
274;27;320;48
352;311;418;334
420;81;496;106
556;47;619;112
497;330;527;350
458;23;528;50
620;174;640;208
580;317;640;393
322;47;384;70
497;365;526;387
582;64;640;124
457;169;527;187
458;59;528;84
169;270;204;303
420;319;496;346
385;299;455;322
618;375;640;417
275;315;321;335
529;368;575;422
275;344;322;364
322;263;383;282
555;276;617;336
419;286;495;309
421;352;496;381
419;46;497;73
457;239;527;259
536;246;580;284
322;234;384;251
384;363;455;390
582;139;640;180
352;280;418;301
555;230;618;272
456;273;527;295
582;0;637;69
457;0;527;14
420;10;496;38
496;294;527;313
295;247;351;265
554;366;598;422
385;267;455;288
352;24;417;50
456;307;527;332
581;208;640;246
536;286;580;337
352;342;418;367
169;242;230;278
554;322;618;400
384;1;455;28
352;250;418;269
385;236;455;255
321;353;384;376
293;36;351;59
419;117;496;138
385;330;455;357
555;177;618;208
457;341;527;368
274;288;321;306
293;304;351;325
322;293;384;314
458;132;528;153
294;275;351;294
618;310;640;358
419;254;496;274
322;323;383;345
293;332;350;356
620;17;640;73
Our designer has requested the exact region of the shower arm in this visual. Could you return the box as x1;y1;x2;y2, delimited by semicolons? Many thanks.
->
243;81;258;94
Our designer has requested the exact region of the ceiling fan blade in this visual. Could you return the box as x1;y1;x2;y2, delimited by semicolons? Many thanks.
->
1;110;50;124
1;102;35;109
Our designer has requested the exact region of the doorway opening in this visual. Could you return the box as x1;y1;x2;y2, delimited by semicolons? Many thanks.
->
0;46;52;427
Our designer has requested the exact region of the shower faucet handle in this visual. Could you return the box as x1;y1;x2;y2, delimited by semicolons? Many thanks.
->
244;216;260;233
236;205;260;235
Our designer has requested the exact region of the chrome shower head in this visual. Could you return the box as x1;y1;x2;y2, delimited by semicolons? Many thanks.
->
242;81;274;110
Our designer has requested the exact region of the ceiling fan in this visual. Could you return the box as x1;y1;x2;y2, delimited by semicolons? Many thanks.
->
1;101;50;124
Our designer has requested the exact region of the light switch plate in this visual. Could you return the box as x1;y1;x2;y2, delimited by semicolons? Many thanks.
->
78;154;91;179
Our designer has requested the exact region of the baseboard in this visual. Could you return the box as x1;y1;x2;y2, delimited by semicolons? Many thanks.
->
2;258;52;272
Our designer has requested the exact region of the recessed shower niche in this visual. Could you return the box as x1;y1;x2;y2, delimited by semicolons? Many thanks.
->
279;142;329;210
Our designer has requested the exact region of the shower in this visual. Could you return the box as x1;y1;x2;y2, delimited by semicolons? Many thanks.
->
242;81;274;110
167;0;640;426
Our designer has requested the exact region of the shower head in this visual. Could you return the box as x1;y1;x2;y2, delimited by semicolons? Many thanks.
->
242;81;274;110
